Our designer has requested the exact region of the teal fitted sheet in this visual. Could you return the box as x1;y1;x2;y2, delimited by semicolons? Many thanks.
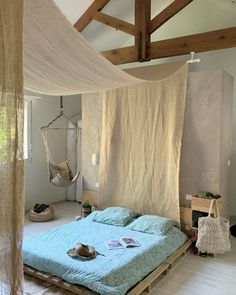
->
23;212;187;295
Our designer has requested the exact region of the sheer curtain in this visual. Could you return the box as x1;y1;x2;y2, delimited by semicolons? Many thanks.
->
98;64;188;221
0;0;24;294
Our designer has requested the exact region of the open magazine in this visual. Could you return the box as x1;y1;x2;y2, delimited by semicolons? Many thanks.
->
105;237;141;250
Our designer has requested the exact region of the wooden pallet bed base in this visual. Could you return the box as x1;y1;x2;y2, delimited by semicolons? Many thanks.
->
126;239;192;295
24;239;192;295
24;266;96;295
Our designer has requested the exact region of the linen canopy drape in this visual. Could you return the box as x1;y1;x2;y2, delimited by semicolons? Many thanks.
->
98;64;188;221
23;0;140;96
0;0;24;294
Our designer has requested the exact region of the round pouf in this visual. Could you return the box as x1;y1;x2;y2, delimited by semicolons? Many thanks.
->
28;207;54;222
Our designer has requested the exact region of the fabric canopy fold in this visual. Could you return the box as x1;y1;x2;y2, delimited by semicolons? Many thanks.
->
24;0;140;95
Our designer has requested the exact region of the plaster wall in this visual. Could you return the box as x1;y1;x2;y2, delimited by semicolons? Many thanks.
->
180;71;233;218
82;92;102;191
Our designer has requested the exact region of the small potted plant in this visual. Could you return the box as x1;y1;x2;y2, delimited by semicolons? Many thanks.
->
81;200;92;217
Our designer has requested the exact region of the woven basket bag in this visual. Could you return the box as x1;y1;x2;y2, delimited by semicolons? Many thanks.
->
196;199;231;254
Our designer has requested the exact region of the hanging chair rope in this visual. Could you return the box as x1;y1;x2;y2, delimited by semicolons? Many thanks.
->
40;96;81;187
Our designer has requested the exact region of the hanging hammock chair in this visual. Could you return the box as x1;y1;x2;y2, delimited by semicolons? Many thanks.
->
40;97;81;187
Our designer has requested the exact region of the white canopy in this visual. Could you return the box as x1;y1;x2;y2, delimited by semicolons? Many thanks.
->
24;0;140;95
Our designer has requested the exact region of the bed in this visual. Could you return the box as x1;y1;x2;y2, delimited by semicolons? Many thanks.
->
23;209;190;295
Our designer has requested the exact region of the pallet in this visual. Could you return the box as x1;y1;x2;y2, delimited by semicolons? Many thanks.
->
126;239;192;294
24;266;97;295
24;239;192;295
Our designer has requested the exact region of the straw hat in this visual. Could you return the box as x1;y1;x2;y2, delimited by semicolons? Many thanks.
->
67;243;97;260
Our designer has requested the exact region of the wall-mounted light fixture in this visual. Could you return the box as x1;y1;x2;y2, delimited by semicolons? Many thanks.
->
92;153;100;166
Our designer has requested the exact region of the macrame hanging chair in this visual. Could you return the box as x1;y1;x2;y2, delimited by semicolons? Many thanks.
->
40;96;81;187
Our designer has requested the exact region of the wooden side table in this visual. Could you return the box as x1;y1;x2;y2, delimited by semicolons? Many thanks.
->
180;197;223;242
180;207;197;239
191;197;222;217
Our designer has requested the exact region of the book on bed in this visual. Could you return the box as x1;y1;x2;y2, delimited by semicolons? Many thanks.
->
105;237;141;250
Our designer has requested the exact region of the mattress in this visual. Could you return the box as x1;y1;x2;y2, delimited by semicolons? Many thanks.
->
23;212;187;295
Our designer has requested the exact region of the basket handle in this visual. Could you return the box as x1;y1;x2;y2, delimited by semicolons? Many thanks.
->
208;199;220;217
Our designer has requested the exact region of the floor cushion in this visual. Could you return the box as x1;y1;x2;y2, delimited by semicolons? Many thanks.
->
28;207;54;222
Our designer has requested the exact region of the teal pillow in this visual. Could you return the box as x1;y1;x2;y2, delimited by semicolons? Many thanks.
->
127;214;178;236
92;207;137;226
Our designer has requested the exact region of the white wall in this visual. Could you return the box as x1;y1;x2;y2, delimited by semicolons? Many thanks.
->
24;94;81;210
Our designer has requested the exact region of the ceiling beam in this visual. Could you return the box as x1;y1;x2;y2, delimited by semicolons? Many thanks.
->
101;27;236;65
135;0;151;61
93;11;135;35
74;0;110;32
102;46;137;65
148;0;193;35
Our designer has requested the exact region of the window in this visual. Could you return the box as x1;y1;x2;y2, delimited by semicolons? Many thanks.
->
0;105;23;164
0;96;33;165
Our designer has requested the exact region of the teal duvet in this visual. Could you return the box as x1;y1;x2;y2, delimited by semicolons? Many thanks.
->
23;212;187;295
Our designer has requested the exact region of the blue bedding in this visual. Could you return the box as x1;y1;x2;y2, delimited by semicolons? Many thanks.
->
23;212;187;295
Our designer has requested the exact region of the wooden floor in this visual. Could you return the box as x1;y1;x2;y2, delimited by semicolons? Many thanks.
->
24;202;236;295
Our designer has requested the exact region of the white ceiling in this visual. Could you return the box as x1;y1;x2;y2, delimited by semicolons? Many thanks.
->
53;0;236;51
53;0;94;24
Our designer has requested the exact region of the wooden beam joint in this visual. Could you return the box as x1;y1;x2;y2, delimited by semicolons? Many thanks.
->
101;27;236;65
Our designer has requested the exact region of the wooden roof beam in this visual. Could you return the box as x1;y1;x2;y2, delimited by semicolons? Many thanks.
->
93;11;135;35
135;0;151;61
148;0;193;34
74;0;110;32
101;27;236;65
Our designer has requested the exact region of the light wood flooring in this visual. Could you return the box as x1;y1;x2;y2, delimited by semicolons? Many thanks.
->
24;202;236;295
